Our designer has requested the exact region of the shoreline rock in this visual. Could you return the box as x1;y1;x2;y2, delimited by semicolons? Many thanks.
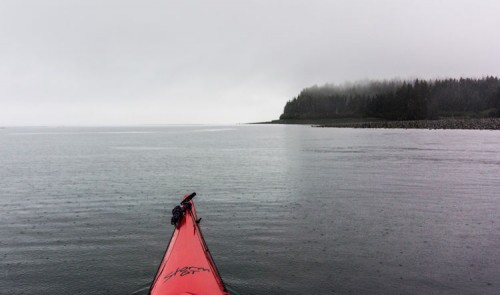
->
316;118;500;130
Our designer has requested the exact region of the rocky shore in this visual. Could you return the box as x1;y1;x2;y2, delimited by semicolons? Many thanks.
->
317;118;500;130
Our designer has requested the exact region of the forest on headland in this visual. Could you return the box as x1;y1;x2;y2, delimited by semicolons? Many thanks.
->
279;77;500;123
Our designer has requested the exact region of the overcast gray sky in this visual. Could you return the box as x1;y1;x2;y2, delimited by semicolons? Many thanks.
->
1;0;499;126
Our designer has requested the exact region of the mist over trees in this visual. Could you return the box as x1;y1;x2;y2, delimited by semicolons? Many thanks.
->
280;77;500;121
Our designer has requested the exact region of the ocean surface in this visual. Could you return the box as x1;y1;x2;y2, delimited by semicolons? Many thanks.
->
1;125;499;295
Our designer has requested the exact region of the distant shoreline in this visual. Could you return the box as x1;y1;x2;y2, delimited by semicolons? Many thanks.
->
253;118;500;130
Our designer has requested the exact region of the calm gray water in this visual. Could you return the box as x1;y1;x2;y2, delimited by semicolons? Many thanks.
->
1;125;499;295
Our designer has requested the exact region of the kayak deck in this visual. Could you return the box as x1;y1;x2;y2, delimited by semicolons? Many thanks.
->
149;194;229;295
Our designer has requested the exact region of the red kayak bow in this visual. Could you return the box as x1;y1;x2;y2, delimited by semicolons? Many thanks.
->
149;193;229;295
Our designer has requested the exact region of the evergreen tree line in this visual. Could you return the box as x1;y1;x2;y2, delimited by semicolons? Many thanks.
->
280;77;500;121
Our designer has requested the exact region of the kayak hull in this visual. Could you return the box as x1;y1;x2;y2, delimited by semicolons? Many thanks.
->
149;195;229;295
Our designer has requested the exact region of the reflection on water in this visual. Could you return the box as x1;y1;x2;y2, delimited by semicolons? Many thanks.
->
1;126;499;294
